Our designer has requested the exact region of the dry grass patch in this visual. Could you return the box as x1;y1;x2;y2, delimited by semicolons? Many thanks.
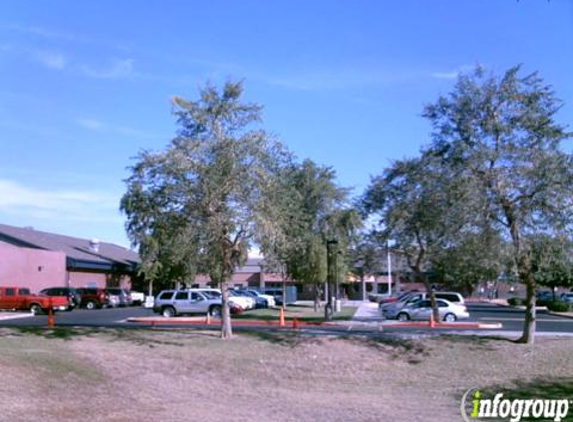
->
0;328;571;422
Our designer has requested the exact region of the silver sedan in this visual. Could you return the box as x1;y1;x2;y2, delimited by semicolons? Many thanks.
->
395;299;470;322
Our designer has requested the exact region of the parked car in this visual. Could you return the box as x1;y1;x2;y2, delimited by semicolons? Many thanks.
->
129;291;145;306
0;286;69;314
377;292;413;305
76;288;109;310
228;290;255;310
105;288;130;307
232;290;266;308
39;287;81;311
153;289;241;317
192;288;252;311
395;299;470;322
536;291;554;301
560;293;573;303
381;291;465;319
238;289;276;308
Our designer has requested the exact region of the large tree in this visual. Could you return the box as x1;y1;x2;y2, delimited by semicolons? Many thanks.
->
363;154;472;321
423;65;573;344
121;81;290;339
261;159;359;314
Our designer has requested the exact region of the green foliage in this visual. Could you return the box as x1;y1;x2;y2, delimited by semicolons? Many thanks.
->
508;297;524;306
121;81;291;337
530;235;573;291
422;65;573;343
547;301;570;312
262;159;359;291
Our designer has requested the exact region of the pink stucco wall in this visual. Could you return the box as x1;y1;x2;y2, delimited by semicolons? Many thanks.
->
67;272;132;289
67;272;108;288
0;241;67;293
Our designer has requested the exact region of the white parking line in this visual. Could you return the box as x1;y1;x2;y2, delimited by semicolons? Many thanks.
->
0;313;35;321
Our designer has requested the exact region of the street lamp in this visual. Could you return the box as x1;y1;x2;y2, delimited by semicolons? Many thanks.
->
387;239;392;296
325;239;339;320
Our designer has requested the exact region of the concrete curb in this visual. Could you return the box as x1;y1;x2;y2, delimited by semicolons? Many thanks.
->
127;317;502;330
127;316;330;328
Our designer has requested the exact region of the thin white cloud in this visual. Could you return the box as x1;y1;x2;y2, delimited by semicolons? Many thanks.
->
81;58;135;79
431;64;474;80
431;71;459;80
1;23;77;41
75;117;157;139
76;118;103;130
0;179;120;223
35;51;66;70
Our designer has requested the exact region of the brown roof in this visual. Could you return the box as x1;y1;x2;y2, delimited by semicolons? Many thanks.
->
0;223;139;269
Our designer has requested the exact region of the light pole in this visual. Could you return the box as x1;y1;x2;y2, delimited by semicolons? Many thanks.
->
325;239;338;320
387;239;392;296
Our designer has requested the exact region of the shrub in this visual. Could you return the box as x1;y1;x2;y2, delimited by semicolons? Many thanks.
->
507;297;524;306
547;301;570;312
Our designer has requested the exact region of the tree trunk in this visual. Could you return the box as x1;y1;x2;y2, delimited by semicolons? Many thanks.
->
502;199;536;345
418;271;440;322
517;268;536;345
220;281;233;339
313;283;321;312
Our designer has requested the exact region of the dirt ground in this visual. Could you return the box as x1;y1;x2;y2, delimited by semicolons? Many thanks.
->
0;328;571;422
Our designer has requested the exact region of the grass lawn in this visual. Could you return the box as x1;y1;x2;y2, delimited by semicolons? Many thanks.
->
0;327;572;422
233;303;357;323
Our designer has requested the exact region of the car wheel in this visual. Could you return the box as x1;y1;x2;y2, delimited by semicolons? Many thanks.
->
162;306;176;318
85;300;97;310
444;313;457;322
209;305;222;318
397;312;410;322
30;304;43;315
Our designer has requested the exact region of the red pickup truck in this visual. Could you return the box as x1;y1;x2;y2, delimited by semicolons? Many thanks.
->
0;287;70;315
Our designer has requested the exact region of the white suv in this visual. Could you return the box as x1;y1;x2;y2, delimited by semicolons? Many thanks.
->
153;290;223;317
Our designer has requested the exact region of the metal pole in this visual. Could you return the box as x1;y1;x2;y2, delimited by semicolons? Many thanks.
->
387;240;392;296
325;240;333;320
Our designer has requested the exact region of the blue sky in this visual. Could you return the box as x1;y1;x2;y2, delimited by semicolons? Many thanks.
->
0;0;572;247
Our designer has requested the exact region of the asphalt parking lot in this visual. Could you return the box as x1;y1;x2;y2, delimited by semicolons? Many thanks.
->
1;302;572;337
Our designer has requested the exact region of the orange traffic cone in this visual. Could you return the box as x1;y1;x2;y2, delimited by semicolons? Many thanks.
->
47;309;55;328
279;307;285;326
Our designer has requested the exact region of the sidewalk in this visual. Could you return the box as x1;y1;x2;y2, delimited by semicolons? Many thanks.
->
349;301;385;322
